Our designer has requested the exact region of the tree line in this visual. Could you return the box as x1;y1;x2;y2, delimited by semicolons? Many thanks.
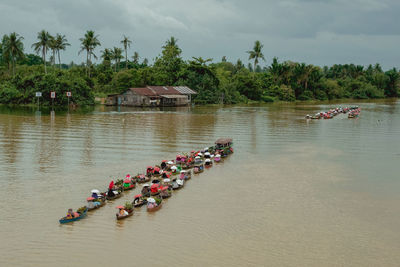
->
0;30;399;106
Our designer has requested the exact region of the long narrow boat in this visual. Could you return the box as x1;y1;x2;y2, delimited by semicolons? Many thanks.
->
59;208;88;224
87;200;106;211
116;209;134;220
106;191;123;200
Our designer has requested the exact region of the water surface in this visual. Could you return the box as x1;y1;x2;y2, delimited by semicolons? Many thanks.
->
0;100;399;266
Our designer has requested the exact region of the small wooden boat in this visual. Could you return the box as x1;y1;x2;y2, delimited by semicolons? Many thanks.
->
193;164;204;174
116;209;134;220
132;194;147;207
146;197;162;212
135;174;150;184
159;186;172;199
106;191;122;200
59;208;88;224
87;199;106;211
172;179;184;190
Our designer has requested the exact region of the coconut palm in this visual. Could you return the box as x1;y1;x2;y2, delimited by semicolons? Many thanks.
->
163;36;178;49
111;47;123;72
32;30;51;73
48;35;57;67
2;32;25;76
54;34;70;69
101;48;112;63
120;35;132;69
247;40;265;72
79;30;101;77
132;51;139;65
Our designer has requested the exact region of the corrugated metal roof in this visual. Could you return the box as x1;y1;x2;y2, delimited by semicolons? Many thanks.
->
129;87;157;96
160;95;188;99
128;86;196;96
173;86;197;95
147;86;181;95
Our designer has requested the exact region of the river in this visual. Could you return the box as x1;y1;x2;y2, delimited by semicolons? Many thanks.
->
0;100;399;266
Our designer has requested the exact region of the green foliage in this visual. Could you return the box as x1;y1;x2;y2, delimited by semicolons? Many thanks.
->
0;34;399;106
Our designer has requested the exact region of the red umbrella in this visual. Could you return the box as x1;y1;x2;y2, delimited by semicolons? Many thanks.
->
150;184;159;189
162;160;167;162
108;181;114;189
123;179;131;183
154;167;160;172
134;194;142;198
87;197;95;201
116;205;124;209
147;166;153;169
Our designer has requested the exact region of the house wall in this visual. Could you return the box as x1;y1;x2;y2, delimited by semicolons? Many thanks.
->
120;91;156;106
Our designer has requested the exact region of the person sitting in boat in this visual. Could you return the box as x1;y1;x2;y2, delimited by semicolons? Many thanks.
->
141;184;150;196
162;172;171;179
66;208;75;219
91;192;99;199
119;207;128;216
87;197;100;209
160;160;167;170
107;188;115;197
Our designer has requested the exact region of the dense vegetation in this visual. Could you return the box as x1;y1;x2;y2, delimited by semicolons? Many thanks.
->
0;30;399;106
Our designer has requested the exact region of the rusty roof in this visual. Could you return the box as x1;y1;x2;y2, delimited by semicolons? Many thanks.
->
129;86;196;96
129;87;157;96
147;86;181;95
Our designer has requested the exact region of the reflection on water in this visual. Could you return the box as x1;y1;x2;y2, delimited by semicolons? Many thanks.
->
0;99;399;267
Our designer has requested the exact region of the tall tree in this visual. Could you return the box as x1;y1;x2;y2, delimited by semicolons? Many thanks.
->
54;34;70;69
120;35;132;69
48;35;56;67
101;48;112;66
111;47;123;72
2;32;25;76
32;30;51;74
79;30;100;77
247;40;265;72
132;51;139;65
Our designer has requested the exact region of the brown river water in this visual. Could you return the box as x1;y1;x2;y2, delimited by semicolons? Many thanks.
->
0;100;399;266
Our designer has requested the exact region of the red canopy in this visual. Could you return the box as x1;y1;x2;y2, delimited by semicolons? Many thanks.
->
134;194;142;198
87;197;95;201
123;179;131;183
116;205;124;209
153;167;160;172
150;184;159;189
162;160;167;162
147;166;153;169
160;186;169;191
108;181;114;189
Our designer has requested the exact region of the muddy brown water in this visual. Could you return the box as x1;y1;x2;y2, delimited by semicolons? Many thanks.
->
0;100;399;266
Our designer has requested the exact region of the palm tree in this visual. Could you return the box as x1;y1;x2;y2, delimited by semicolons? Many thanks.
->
79;30;101;77
247;40;265;72
111;47;123;72
48;35;56;67
54;34;70;69
101;48;112;63
120;35;132;69
163;36;178;49
32;30;51;73
132;51;139;65
191;57;212;66
2;32;24;76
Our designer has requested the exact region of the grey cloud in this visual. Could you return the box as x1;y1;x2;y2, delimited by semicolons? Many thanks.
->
0;0;399;69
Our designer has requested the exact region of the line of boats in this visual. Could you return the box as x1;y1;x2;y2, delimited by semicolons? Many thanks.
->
59;138;234;223
305;106;361;119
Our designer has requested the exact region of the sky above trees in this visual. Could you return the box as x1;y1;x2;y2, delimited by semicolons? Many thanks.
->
1;0;399;69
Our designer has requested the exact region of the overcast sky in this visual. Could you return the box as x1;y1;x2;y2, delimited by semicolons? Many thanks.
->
1;0;399;69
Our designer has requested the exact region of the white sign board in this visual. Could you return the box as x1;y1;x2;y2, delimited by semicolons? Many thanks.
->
35;92;42;97
66;92;72;97
50;92;56;99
